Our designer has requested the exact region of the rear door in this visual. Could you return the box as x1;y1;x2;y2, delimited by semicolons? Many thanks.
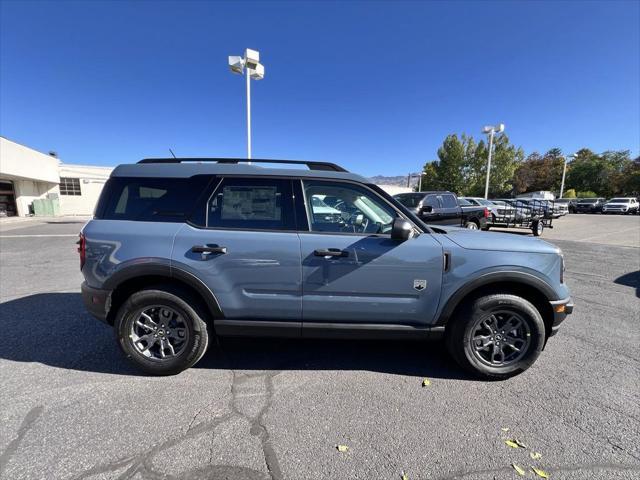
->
172;176;302;330
438;193;462;225
298;180;443;326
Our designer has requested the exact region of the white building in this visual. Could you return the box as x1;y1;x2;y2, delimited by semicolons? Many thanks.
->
0;137;112;217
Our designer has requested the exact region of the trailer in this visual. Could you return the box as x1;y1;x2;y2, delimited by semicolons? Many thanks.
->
489;198;556;236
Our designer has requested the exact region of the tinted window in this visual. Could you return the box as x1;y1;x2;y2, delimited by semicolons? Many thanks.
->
458;198;472;206
394;193;425;208
204;177;295;231
99;176;210;222
304;180;396;234
441;194;458;208
423;195;440;209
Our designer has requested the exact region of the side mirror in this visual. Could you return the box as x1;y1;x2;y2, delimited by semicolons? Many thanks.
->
421;205;433;214
391;217;412;241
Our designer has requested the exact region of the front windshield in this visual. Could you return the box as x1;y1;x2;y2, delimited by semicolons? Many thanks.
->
578;199;597;204
609;198;629;203
475;198;495;206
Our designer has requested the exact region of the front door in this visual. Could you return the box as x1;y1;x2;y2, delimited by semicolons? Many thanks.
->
299;180;443;326
172;177;302;324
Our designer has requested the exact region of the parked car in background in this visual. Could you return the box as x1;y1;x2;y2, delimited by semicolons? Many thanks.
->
495;198;532;221
556;198;578;213
394;191;488;229
460;197;515;224
602;197;640;214
80;157;572;378
575;198;606;213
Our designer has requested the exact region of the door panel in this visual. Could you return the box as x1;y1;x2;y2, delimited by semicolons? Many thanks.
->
301;233;443;325
172;176;302;322
172;225;302;320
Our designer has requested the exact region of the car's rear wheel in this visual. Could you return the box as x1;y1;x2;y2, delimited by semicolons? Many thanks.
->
114;286;210;375
445;294;546;379
464;220;479;230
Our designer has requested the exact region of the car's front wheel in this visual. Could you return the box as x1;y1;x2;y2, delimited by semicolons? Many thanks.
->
114;286;211;375
445;294;546;379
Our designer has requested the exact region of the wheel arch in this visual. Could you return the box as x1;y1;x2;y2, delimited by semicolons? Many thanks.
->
103;264;223;326
436;272;556;337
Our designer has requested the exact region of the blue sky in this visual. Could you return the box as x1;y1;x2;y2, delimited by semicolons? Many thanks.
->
1;0;638;175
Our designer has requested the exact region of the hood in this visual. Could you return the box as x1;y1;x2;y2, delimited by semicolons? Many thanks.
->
439;228;559;254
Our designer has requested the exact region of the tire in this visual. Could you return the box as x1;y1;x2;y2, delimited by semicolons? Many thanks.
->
114;285;211;375
532;220;543;236
445;294;546;379
464;220;479;230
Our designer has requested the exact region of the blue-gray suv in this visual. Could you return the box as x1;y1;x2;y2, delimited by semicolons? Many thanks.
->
80;158;573;378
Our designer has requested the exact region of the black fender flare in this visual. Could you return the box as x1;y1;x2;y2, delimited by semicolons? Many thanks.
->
435;270;557;326
103;260;224;319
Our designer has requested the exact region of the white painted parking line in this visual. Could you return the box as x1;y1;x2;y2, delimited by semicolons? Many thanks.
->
0;234;79;238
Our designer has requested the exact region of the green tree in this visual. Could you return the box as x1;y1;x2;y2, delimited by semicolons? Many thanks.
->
563;188;576;198
479;133;524;197
418;162;441;191
434;134;467;193
513;149;564;194
620;157;640;195
566;149;632;197
421;132;523;196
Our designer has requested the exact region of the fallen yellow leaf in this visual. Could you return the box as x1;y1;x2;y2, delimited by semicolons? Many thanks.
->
501;427;510;432
531;466;550;478
513;438;528;448
505;440;521;448
422;378;431;387
530;451;543;460
400;471;409;480
336;445;349;453
512;463;526;476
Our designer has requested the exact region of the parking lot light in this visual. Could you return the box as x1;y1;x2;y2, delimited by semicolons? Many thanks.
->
559;153;575;198
482;123;505;199
228;48;266;162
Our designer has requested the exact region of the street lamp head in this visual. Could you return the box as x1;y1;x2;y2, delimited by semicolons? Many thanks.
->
228;56;245;74
482;123;505;134
244;48;260;70
249;63;265;80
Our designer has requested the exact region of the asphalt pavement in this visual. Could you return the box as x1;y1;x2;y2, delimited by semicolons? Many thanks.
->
0;215;639;480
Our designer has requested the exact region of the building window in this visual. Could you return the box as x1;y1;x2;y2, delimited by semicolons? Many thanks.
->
59;177;82;196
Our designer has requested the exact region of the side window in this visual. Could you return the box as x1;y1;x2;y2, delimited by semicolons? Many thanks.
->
204;177;295;231
423;195;440;209
303;180;397;234
99;176;210;222
441;194;458;208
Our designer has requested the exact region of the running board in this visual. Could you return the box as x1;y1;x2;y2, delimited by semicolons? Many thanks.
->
214;319;444;340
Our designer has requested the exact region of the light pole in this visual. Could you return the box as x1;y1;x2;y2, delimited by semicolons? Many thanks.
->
228;49;265;161
559;153;575;198
482;123;505;199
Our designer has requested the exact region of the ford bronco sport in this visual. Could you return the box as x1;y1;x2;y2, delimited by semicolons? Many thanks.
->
80;158;573;378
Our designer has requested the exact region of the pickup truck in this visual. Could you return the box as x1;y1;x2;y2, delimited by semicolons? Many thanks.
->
393;191;489;230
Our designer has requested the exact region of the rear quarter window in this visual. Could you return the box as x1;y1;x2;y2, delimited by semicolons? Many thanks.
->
97;176;211;222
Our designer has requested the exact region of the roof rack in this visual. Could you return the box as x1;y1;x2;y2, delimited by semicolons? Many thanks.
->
137;158;348;172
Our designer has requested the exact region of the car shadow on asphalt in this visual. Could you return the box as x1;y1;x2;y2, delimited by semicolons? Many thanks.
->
614;270;640;298
0;292;474;380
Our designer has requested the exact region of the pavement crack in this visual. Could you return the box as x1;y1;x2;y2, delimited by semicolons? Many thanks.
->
0;405;44;478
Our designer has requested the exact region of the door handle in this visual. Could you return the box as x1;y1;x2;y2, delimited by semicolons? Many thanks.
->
314;248;348;258
192;245;227;259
